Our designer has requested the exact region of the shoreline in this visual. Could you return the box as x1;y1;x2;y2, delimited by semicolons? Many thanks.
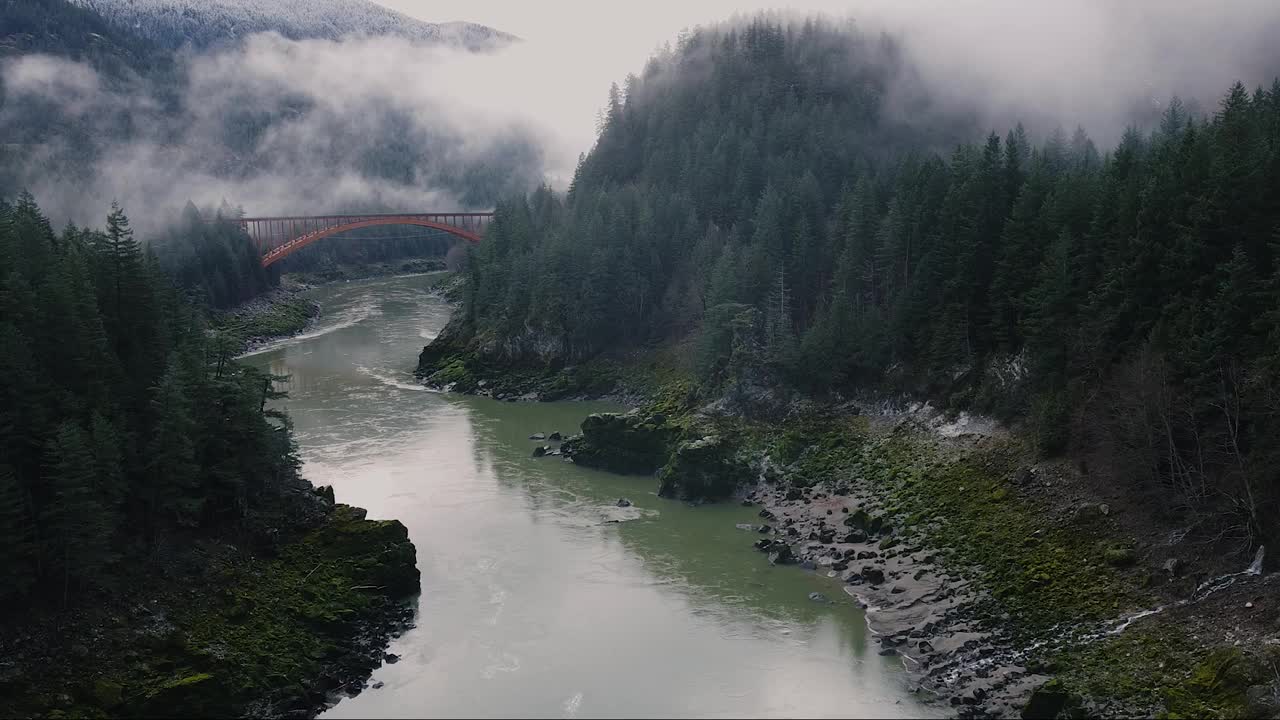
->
416;339;1280;718
223;264;455;355
747;413;1049;718
0;499;420;719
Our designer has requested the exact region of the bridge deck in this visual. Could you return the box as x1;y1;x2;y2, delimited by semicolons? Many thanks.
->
221;212;494;267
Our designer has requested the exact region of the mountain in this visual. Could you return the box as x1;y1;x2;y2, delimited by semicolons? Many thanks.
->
1;0;542;235
421;16;1280;543
67;0;516;51
0;0;169;73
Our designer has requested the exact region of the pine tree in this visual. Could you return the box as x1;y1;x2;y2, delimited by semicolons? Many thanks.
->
764;268;797;369
145;359;202;536
100;201;142;319
0;464;35;601
41;422;114;606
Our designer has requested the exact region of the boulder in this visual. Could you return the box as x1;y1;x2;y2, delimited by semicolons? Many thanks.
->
615;498;632;508
532;446;548;458
1246;685;1280;718
1021;679;1071;719
1103;546;1137;567
860;566;886;584
384;653;400;664
844;530;868;543
559;411;676;475
657;435;748;501
549;431;562;441
529;433;547;441
808;592;829;603
768;544;796;565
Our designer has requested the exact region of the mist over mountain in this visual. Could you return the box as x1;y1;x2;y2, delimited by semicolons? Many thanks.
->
67;0;517;51
0;0;542;236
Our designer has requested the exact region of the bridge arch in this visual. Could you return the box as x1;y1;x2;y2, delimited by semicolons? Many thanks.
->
236;213;492;268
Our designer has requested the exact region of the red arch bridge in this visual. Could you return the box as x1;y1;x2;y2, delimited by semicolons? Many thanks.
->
234;213;494;268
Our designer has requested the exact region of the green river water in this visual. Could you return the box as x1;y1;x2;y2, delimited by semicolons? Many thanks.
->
244;273;937;719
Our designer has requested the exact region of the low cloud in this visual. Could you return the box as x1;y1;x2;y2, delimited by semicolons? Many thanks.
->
4;1;1280;234
1;34;553;234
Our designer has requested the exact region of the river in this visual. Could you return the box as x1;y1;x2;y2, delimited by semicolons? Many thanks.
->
244;273;937;719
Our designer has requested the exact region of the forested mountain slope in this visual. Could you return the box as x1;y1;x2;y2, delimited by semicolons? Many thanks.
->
0;0;169;73
424;17;1280;548
67;0;515;51
0;194;302;603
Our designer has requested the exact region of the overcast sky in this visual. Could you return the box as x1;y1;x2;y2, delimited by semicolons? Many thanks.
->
11;0;1279;224
379;0;1280;158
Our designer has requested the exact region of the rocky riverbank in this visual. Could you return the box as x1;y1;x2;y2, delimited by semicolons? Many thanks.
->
217;266;456;355
0;495;421;719
416;303;1280;717
756;406;1280;719
503;361;1279;717
213;282;322;354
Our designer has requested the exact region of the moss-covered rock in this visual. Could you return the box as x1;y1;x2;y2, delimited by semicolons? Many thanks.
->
92;680;123;709
136;673;223;718
1103;545;1138;567
425;356;480;392
1022;678;1075;719
656;434;749;500
562;411;677;475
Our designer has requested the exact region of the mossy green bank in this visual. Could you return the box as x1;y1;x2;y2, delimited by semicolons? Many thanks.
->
2;502;420;719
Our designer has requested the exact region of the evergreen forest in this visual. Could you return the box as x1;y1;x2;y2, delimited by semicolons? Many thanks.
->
445;18;1280;549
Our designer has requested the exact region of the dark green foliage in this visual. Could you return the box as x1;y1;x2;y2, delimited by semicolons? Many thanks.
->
0;195;305;606
153;202;273;310
0;465;35;598
431;16;1280;548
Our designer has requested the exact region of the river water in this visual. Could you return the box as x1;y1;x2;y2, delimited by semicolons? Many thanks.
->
244;273;936;719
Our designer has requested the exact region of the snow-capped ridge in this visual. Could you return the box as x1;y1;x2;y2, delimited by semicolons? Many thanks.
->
68;0;516;52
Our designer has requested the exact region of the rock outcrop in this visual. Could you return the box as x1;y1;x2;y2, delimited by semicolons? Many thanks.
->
560;411;676;475
656;434;749;501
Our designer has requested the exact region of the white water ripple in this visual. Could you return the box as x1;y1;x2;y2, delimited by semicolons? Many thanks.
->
238;298;380;358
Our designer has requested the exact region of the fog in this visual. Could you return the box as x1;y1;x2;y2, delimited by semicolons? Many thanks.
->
3;0;1279;232
387;0;1280;147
